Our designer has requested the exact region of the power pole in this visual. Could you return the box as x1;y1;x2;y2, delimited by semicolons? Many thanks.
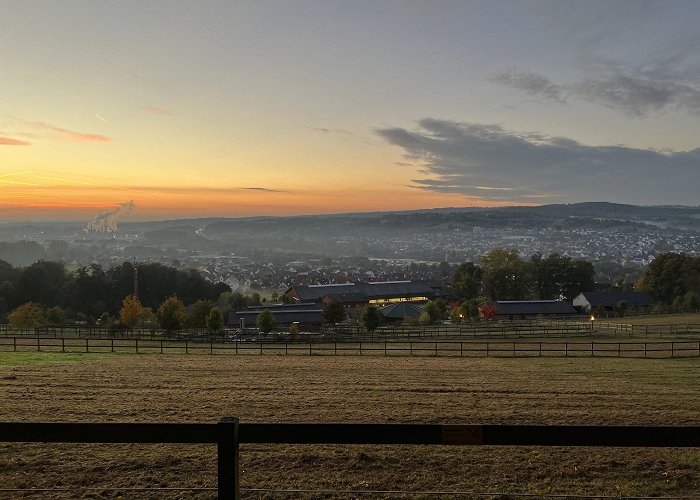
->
132;262;139;299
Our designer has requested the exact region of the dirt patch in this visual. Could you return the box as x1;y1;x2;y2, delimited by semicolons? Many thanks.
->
1;355;699;498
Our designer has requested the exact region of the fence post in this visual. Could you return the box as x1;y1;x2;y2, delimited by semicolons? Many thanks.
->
135;339;139;353
111;339;114;353
217;417;240;500
37;334;40;352
62;338;65;353
85;338;89;353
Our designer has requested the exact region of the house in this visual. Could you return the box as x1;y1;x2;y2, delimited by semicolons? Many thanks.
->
378;302;424;323
478;300;577;320
284;280;442;307
573;291;653;312
226;303;323;331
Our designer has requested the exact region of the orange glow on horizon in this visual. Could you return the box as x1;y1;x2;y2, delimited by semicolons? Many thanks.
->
0;182;535;221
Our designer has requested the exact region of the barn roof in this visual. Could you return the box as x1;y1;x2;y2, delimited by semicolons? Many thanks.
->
483;300;577;315
288;280;438;302
577;291;653;308
379;302;424;319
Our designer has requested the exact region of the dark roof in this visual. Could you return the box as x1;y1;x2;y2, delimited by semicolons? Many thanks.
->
227;307;323;326
379;302;424;319
577;291;653;308
483;300;577;316
289;281;437;302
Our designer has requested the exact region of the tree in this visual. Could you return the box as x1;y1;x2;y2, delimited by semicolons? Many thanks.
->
188;299;213;328
46;306;65;324
423;300;444;324
360;305;382;333
480;248;530;300
206;307;225;332
256;309;277;334
8;302;45;331
449;304;465;324
645;253;691;304
119;294;145;330
450;262;482;302
322;299;346;324
157;296;186;333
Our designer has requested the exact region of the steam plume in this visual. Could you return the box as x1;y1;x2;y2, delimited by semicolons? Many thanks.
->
86;201;134;233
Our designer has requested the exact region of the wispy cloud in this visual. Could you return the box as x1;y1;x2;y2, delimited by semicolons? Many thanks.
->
241;187;288;193
492;59;700;118
377;118;700;205
144;106;174;115
0;136;30;146
31;122;111;142
491;69;565;102
304;125;353;135
3;119;111;143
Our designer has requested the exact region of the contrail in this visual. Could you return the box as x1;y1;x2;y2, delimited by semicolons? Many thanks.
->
95;113;107;123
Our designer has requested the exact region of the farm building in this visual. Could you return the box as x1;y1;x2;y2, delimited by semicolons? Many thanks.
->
573;291;653;312
378;302;424;323
226;303;323;331
478;300;577;320
284;280;443;307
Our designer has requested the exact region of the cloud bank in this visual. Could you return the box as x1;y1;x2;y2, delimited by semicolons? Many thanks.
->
377;118;700;205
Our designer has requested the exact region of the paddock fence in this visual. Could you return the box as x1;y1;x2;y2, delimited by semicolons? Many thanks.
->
1;419;700;499
2;336;700;358
2;321;700;340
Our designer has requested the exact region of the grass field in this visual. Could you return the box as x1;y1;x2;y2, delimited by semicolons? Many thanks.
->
1;353;700;498
616;313;700;325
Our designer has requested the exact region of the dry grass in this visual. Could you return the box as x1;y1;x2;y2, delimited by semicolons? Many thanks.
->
1;354;700;498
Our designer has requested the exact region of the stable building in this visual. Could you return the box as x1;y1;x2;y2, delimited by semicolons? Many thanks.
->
378;302;424;323
226;303;323;331
478;300;577;320
573;291;653;312
284;280;441;307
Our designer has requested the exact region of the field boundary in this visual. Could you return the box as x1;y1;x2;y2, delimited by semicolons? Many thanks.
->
2;336;700;358
2;419;700;499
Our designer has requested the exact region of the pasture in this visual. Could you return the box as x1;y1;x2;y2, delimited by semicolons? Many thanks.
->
1;353;700;498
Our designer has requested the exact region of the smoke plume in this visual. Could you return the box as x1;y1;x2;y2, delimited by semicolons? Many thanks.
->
86;201;134;233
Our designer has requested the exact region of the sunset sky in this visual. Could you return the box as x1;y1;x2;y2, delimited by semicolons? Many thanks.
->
2;1;700;221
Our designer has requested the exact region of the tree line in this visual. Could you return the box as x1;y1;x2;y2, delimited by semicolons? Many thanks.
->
449;249;596;303
0;259;239;324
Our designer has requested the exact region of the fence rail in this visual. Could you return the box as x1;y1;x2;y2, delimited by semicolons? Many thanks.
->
2;419;700;499
3;320;700;341
2;336;700;358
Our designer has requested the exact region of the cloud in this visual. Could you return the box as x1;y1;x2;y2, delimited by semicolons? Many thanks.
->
34;122;111;142
492;61;700;118
144;106;174;115
0;136;30;146
377;118;700;205
4;119;111;143
241;187;287;193
304;125;353;135
491;70;565;102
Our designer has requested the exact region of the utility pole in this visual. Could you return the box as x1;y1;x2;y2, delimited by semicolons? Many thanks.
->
132;262;139;299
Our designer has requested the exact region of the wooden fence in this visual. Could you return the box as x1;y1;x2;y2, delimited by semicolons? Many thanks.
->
2;321;700;343
2;336;700;358
1;419;700;499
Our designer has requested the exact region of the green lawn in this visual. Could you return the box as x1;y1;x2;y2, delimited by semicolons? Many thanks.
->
620;313;700;325
0;351;115;368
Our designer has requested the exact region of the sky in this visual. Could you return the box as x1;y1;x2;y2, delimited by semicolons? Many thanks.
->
2;0;700;222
